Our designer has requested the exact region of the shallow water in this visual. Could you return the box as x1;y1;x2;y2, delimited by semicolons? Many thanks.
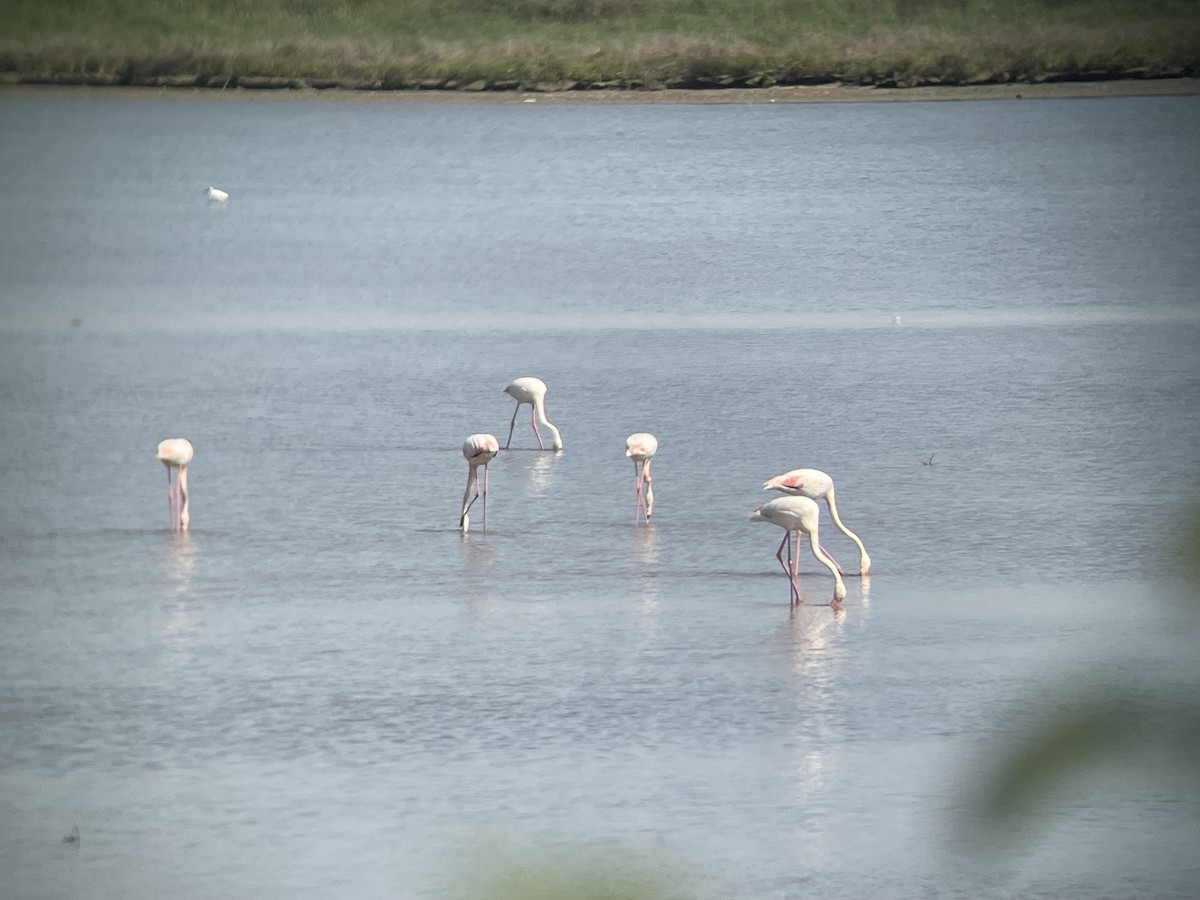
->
1;91;1199;899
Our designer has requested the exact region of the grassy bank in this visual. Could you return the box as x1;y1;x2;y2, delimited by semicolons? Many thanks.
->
1;0;1198;91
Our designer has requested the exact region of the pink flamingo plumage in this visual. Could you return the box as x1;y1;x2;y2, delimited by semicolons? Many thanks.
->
460;433;499;533
762;468;871;575
751;496;846;608
156;438;193;532
503;377;562;451
624;432;657;524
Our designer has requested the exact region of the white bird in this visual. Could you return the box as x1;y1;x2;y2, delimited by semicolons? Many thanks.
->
460;433;499;534
625;432;657;524
206;186;229;202
156;438;194;532
762;468;871;575
751;496;846;608
503;377;562;451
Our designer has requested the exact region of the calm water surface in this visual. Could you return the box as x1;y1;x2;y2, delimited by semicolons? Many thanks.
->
1;90;1199;899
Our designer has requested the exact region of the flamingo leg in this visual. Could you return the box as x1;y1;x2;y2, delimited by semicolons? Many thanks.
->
774;532;800;605
504;404;520;449
790;532;801;606
529;408;544;450
774;533;789;575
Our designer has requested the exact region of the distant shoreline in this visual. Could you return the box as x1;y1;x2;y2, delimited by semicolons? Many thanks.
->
4;76;1199;104
6;0;1197;107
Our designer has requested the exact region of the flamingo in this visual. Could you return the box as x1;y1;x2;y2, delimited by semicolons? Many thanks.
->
460;433;499;534
156;438;194;532
625;432;657;523
503;377;562;451
206;186;229;202
751;496;846;608
762;468;871;575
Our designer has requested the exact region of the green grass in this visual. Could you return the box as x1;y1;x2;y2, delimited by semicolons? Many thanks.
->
1;0;1197;88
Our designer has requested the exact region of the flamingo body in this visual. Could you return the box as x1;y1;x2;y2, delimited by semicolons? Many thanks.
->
762;467;871;575
460;433;499;533
625;432;657;523
503;377;562;451
751;496;846;607
206;186;229;202
156;438;194;532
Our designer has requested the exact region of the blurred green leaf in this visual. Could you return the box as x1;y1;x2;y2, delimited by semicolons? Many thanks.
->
975;692;1200;826
971;492;1200;835
441;837;696;900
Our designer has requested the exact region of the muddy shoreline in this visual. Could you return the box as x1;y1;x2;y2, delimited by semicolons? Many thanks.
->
3;75;1199;104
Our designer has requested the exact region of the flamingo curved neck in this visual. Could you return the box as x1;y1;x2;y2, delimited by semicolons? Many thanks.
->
460;466;479;530
178;467;190;531
642;459;653;518
806;522;846;599
531;398;563;451
824;487;870;573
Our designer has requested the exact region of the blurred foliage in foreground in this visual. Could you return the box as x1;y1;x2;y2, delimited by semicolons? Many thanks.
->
970;495;1200;831
0;0;1197;89
440;838;696;900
